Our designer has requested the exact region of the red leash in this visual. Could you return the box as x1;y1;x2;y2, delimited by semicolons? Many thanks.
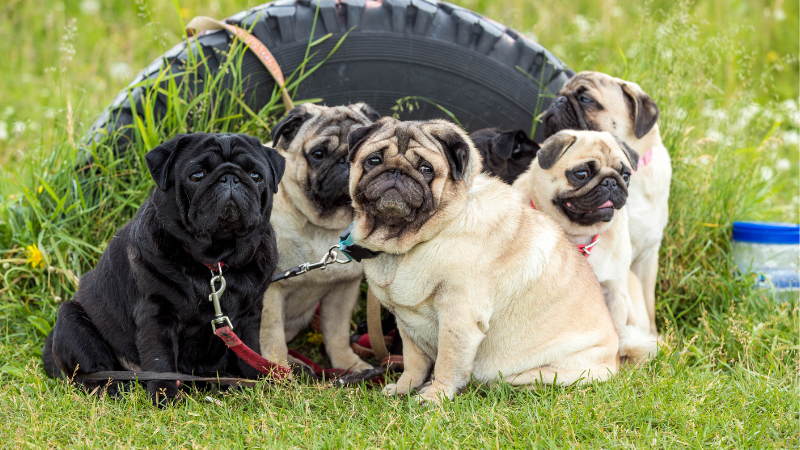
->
215;326;291;380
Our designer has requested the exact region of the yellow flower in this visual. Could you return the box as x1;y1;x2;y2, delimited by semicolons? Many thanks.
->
767;51;779;62
25;244;45;269
306;330;324;346
37;185;43;194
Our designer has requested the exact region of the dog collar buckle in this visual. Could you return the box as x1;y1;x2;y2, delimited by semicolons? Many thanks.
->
338;223;382;262
208;262;233;332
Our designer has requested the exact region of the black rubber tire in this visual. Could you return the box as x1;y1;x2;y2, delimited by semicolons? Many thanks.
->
87;0;573;148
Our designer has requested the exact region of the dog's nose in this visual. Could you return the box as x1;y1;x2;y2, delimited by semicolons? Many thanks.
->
554;95;568;105
601;177;618;188
219;174;240;186
388;168;402;178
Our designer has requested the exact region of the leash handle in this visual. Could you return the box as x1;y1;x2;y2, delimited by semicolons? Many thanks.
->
185;16;294;112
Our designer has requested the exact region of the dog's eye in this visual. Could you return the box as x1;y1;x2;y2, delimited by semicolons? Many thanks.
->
189;171;205;182
366;155;383;167
574;170;589;180
250;172;263;183
622;173;630;184
311;149;325;160
579;95;592;103
419;163;433;175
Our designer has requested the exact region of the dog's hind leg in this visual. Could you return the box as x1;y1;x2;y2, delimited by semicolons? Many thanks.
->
50;301;125;397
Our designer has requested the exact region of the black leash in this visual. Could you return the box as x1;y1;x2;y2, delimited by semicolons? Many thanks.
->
271;223;382;282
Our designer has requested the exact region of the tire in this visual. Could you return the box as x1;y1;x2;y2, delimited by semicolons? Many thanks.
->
87;0;573;148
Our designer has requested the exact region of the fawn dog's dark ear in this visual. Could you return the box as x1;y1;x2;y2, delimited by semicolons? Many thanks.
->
145;133;204;191
613;136;640;171
271;106;311;147
430;127;471;181
536;131;578;170
620;82;660;139
347;122;384;162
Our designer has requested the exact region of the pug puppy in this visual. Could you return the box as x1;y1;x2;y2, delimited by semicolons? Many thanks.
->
42;133;285;404
259;103;380;372
469;128;539;184
346;118;619;403
513;130;658;362
542;71;671;333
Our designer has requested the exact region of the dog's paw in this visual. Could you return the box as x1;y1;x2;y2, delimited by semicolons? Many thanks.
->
147;380;179;407
414;382;456;405
383;383;403;397
348;359;374;373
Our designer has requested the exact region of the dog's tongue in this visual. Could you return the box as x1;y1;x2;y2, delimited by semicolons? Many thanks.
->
597;200;614;209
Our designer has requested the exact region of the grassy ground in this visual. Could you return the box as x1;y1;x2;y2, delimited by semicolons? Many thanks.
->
0;0;798;448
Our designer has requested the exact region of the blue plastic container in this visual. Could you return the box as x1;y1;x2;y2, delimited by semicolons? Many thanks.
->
732;221;800;291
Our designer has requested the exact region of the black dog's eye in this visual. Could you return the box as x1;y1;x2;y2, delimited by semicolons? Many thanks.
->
189;171;205;182
366;154;383;168
251;172;263;183
579;95;592;103
311;149;325;160
574;170;589;180
419;163;433;175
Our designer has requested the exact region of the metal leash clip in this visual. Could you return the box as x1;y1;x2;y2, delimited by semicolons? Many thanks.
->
208;262;233;332
271;245;351;282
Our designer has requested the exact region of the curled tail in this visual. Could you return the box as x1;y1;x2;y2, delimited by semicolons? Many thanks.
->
618;325;659;363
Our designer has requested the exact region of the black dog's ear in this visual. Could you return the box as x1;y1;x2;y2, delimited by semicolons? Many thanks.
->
347;122;383;162
433;129;471;181
621;82;660;139
492;130;537;160
264;146;286;193
238;134;286;193
271;107;311;147
145;133;199;191
613;136;639;171
536;131;577;170
355;102;382;123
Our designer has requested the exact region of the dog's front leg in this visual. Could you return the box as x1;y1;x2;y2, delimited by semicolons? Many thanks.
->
383;324;433;397
135;296;180;406
259;287;289;365
418;301;488;404
605;279;657;363
319;279;373;372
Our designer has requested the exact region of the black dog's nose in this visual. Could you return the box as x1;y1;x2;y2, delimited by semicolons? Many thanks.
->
602;177;618;188
219;174;240;186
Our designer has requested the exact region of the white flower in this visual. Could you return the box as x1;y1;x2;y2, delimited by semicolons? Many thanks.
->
760;166;774;181
698;155;712;166
775;158;791;171
774;9;786;21
0;121;7;141
782;130;800;146
12;121;26;136
110;62;132;81
79;0;100;15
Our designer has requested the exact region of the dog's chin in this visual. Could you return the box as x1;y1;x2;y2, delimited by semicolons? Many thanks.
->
559;198;620;226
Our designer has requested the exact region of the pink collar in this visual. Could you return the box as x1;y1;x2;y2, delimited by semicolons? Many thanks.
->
530;200;599;258
633;147;656;172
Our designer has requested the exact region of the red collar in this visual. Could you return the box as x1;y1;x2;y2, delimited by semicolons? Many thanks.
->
183;247;225;272
530;200;599;259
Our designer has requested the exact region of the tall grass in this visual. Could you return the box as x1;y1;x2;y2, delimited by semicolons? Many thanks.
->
0;0;797;447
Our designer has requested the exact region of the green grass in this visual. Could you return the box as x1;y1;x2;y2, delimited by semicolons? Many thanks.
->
0;0;798;448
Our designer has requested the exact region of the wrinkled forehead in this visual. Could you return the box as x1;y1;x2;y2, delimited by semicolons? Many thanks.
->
565;135;628;167
562;73;618;96
363;124;443;164
305;108;370;148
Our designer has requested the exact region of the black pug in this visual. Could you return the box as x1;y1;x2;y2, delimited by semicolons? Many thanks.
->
42;132;285;405
469;128;539;184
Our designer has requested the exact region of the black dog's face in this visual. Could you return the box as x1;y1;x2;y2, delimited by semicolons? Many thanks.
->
469;128;539;184
145;133;285;266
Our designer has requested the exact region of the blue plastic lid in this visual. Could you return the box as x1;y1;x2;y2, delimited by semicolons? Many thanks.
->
732;221;800;244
